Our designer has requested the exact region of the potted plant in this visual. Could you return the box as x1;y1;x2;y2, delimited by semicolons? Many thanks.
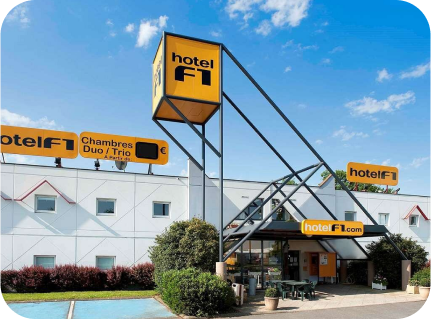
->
264;287;279;310
419;277;430;300
268;267;281;276
406;279;420;294
372;274;388;290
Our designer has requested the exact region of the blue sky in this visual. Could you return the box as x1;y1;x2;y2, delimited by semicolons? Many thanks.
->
1;0;430;195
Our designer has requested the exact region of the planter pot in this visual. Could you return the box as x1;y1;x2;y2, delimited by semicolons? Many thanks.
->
406;285;420;294
372;282;387;290
264;297;279;310
268;271;281;276
419;287;430;300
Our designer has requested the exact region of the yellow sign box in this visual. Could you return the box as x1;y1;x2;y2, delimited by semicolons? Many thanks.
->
79;132;168;165
301;220;364;236
152;32;221;125
1;125;78;159
347;162;398;186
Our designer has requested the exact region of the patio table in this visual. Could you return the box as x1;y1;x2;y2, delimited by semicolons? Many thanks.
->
282;281;311;300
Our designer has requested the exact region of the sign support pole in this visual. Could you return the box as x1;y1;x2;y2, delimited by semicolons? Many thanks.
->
219;45;224;262
202;125;206;221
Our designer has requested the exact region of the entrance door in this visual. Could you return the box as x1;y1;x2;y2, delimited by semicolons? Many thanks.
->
283;251;300;281
309;253;319;276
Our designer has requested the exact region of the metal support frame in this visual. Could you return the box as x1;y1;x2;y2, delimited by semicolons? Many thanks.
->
222;45;407;261
274;184;308;220
223;162;323;261
202;125;206;221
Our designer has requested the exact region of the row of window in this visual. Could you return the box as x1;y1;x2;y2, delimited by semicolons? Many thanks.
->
34;256;115;270
35;195;170;217
345;211;419;227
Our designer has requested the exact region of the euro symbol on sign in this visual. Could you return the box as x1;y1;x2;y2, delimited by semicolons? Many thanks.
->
161;147;166;154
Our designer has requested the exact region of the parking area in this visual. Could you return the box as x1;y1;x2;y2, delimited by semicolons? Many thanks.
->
8;298;177;319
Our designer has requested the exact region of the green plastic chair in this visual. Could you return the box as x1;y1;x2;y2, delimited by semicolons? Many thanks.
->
297;284;313;301
309;281;317;299
276;282;290;300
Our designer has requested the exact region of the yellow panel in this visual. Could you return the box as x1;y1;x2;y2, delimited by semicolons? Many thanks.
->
165;35;220;103
1;125;78;159
154;98;219;124
152;39;164;115
79;132;169;165
347;162;398;186
318;253;336;277
301;220;364;236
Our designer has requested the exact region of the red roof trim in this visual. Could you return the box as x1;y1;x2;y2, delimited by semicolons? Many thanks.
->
1;192;12;201
14;180;76;204
403;205;429;221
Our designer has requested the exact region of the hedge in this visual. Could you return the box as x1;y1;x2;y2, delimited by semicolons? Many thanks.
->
1;263;154;293
157;268;235;317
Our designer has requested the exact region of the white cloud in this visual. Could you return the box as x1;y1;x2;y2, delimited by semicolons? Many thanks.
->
247;61;256;68
315;139;323;145
314;29;324;34
109;31;117;37
409;157;429;168
124;23;135;33
372;128;385;136
226;0;311;30
210;30;222;37
321;58;331;65
4;154;35;165
376;68;392;82
345;91;415;116
381;159;391;166
1;109;60;130
136;15;168;48
329;46;344;54
106;19;114;26
6;3;30;27
321;21;329;26
180;169;188;176
282;40;318;51
400;62;430;79
255;20;272;35
332;126;369;141
395;163;402;170
284;66;292;73
208;172;217;178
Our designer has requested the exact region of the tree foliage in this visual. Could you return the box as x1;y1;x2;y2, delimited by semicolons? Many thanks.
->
366;234;428;289
149;218;219;283
321;169;394;193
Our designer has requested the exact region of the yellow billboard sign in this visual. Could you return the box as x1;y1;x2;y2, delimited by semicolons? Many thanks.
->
152;33;221;125
79;132;168;165
347;162;398;186
301;220;364;236
1;125;78;158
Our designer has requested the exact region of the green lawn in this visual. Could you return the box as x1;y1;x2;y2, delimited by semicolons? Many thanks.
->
2;290;157;302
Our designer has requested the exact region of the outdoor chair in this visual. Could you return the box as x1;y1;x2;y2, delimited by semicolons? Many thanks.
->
309;281;317;299
276;282;290;300
297;284;313;301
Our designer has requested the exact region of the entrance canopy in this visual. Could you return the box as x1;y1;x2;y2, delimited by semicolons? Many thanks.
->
224;221;387;260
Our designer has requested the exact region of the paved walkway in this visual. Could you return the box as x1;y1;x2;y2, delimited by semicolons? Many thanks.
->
8;298;177;319
224;301;425;319
236;284;424;315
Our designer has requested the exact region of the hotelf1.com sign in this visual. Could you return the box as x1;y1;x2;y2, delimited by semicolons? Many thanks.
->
347;162;398;186
301;220;364;236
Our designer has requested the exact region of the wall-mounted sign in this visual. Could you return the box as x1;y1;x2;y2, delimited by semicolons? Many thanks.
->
301;220;364;236
152;32;221;125
347;162;398;186
320;253;328;265
1;125;78;159
79;132;168;165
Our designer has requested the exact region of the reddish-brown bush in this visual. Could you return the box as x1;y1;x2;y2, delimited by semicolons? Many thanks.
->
131;263;155;289
106;266;132;290
13;266;52;292
50;265;80;291
75;266;106;291
1;270;19;293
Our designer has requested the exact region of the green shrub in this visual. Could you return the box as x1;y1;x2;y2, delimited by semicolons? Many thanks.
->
157;268;235;317
420;277;430;287
412;266;430;287
346;261;368;285
366;234;428;289
149;218;218;283
265;287;279;298
408;279;420;287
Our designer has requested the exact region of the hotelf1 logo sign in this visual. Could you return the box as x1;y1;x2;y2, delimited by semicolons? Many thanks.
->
347;162;398;186
301;220;364;236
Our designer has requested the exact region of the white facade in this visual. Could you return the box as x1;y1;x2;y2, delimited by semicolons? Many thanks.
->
1;162;430;271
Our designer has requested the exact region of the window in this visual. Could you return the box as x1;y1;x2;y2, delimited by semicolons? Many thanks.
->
96;256;115;270
237;198;264;220
97;199;116;215
35;195;56;213
34;256;55;269
153;202;170;217
378;213;389;226
409;215;419;227
271;199;295;221
345;211;356;221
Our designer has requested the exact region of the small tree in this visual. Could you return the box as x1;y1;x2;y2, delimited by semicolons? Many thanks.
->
366;234;428;289
149;218;219;283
